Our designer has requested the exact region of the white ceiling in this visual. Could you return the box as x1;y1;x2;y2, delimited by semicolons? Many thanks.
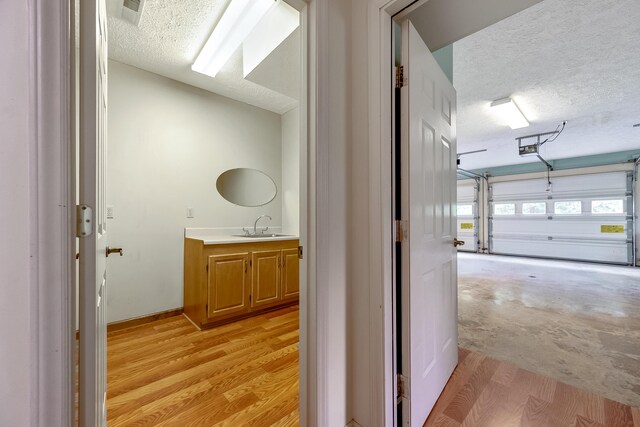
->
453;0;640;170
106;0;300;114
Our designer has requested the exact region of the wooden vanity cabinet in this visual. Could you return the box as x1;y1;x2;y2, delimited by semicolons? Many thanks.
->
184;238;299;329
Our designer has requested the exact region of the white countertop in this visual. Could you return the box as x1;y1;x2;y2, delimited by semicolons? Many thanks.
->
187;234;299;245
185;227;298;245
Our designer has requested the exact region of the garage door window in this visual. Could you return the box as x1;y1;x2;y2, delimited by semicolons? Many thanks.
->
494;203;516;215
591;199;624;214
554;201;581;215
522;202;546;215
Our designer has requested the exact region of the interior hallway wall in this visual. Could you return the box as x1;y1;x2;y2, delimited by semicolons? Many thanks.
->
107;61;283;323
348;0;374;425
0;1;33;425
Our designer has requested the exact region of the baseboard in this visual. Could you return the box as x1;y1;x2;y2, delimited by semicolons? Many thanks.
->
107;308;184;332
75;307;185;339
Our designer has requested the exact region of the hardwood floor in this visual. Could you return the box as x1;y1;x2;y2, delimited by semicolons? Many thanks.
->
425;348;640;427
107;306;639;426
106;305;299;426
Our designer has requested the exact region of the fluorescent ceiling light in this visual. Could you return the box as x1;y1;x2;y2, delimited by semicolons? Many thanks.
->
243;1;299;77
192;0;276;78
490;97;529;129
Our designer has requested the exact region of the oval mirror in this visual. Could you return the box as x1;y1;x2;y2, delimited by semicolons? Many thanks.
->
216;168;277;207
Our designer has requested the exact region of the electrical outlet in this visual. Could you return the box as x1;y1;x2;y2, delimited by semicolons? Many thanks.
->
106;206;114;219
186;207;195;218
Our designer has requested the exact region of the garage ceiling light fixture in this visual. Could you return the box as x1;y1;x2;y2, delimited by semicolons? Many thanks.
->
491;97;529;129
192;0;276;78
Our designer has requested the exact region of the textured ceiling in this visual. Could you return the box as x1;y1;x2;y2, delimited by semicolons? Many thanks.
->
453;0;640;170
106;0;299;114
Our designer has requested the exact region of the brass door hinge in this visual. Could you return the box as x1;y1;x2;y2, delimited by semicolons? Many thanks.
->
397;374;407;401
395;66;405;88
395;220;407;242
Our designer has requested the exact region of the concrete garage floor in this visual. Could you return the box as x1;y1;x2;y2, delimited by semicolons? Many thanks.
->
457;253;640;407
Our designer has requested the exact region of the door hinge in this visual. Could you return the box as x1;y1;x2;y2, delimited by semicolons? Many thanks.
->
395;66;405;88
397;374;407;400
76;204;93;237
395;220;407;242
298;246;304;260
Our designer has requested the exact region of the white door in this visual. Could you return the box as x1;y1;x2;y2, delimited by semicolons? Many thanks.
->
79;0;109;425
400;20;458;426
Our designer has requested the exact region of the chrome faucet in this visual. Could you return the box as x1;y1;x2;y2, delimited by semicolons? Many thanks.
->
252;214;272;235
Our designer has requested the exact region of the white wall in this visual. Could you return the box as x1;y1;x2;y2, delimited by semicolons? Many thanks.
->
316;0;352;424
0;2;33;425
281;107;300;235
107;61;283;323
348;0;373;424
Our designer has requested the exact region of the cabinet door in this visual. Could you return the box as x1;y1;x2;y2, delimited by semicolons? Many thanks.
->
207;252;250;321
251;250;281;309
281;248;300;302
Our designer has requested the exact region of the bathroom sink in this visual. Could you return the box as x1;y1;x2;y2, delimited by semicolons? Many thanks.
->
233;234;294;239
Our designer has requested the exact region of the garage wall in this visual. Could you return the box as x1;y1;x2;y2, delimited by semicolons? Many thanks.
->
636;162;640;264
456;179;479;252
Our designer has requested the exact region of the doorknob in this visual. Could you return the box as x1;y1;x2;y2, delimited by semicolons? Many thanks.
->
453;238;465;248
106;246;124;257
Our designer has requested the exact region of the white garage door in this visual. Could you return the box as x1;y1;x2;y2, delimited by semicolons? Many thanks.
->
457;179;479;253
489;171;634;265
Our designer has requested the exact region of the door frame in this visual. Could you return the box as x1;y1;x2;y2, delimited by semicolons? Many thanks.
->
26;0;76;424
369;1;545;424
32;0;327;425
362;2;438;425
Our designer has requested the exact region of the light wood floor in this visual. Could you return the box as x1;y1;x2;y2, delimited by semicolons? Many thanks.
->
425;348;640;427
106;305;299;426
106;306;639;426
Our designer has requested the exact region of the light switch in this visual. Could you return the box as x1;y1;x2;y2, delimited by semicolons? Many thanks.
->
187;207;195;218
106;206;114;219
